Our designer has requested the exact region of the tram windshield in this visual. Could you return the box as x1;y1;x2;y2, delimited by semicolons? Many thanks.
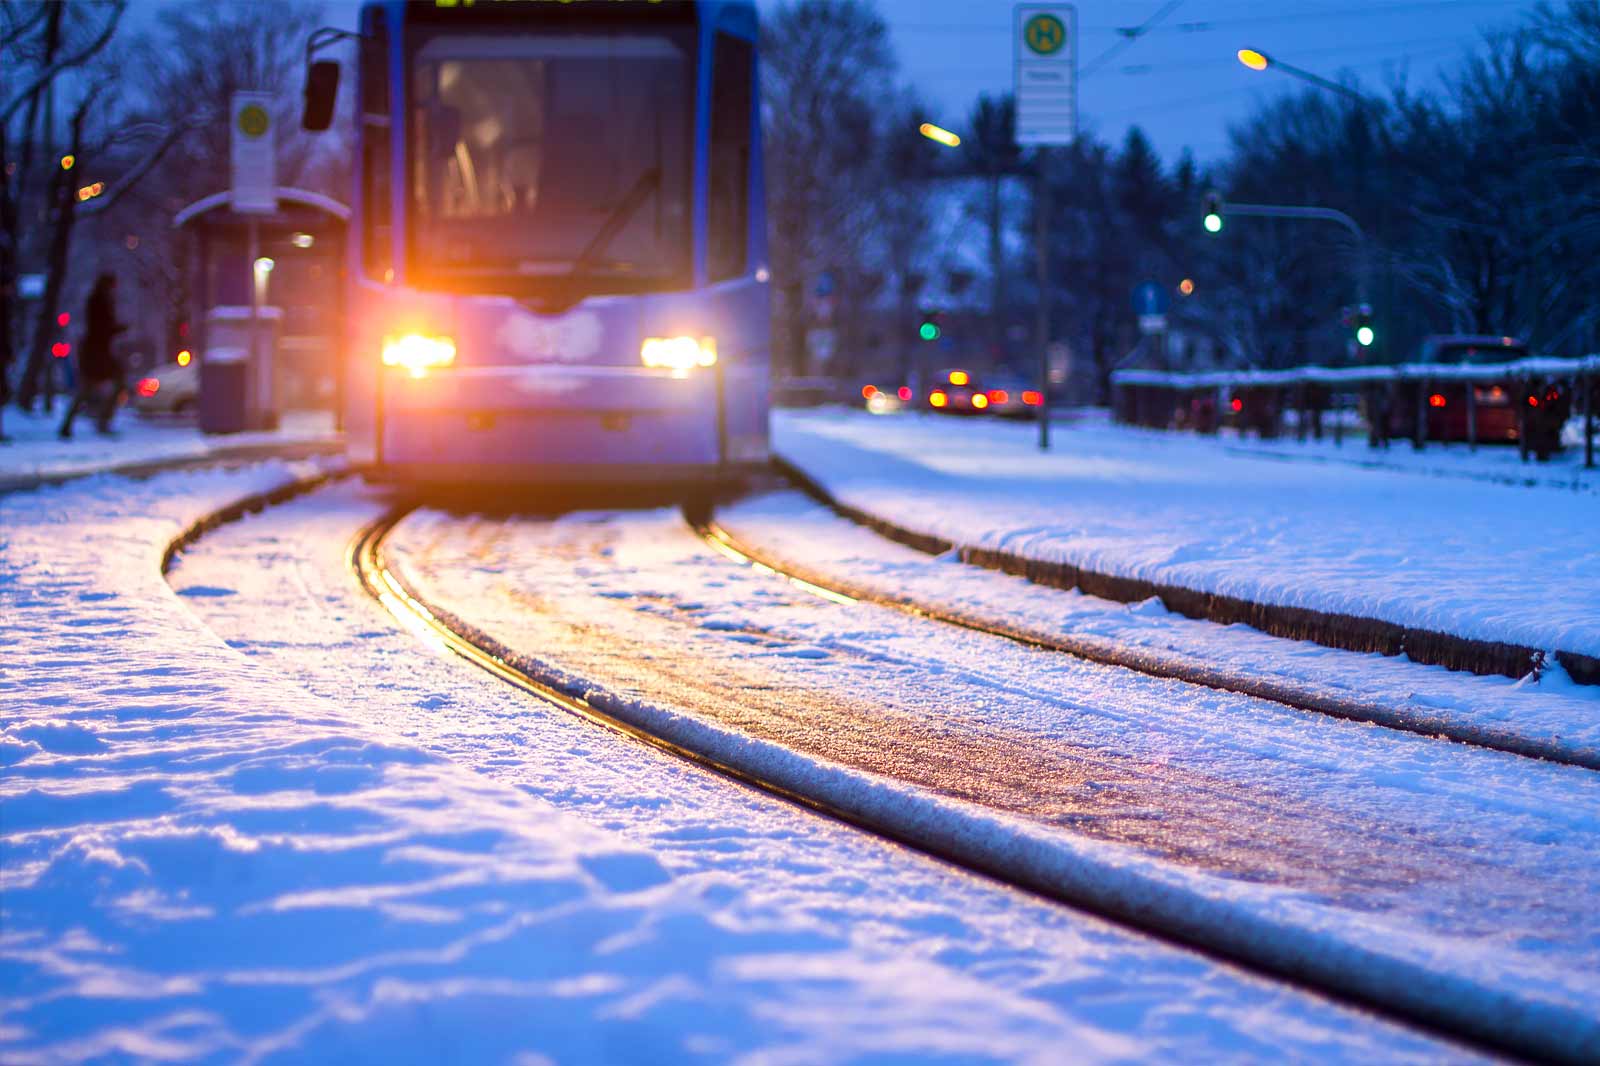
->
409;31;693;297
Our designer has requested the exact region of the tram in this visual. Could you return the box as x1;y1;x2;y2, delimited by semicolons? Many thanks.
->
303;0;769;486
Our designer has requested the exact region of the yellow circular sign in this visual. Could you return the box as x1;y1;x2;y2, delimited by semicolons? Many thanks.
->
238;104;270;138
1024;13;1066;56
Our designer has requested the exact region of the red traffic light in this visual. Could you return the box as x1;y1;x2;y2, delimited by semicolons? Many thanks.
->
57;312;70;327
51;342;70;358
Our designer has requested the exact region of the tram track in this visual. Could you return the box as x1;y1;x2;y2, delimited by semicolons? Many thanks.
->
154;476;1596;1062
347;501;1586;1066
689;499;1600;774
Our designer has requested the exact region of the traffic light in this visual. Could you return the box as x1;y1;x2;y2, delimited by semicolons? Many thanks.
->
1203;191;1223;233
918;308;942;342
1351;304;1375;347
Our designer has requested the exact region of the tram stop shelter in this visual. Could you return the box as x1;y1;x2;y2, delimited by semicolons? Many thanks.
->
173;187;348;433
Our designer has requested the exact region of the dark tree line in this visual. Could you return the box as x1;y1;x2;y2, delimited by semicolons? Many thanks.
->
760;0;1600;399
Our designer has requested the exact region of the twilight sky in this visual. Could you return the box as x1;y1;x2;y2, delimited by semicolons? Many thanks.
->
858;0;1545;162
295;0;1547;165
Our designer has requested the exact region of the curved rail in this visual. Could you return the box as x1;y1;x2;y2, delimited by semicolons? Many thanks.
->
690;511;1600;773
353;505;1591;1065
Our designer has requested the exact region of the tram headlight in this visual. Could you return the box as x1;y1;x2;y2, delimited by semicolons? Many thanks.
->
641;336;717;372
382;333;456;377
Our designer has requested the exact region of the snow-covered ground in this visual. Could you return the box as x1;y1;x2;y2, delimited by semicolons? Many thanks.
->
2;469;1479;1063
715;490;1600;763
775;408;1600;659
0;406;337;490
381;502;1600;1060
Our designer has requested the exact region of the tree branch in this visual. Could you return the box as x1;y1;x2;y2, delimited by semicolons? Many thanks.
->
0;3;124;124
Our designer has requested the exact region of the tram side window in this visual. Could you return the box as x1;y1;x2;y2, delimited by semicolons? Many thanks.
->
362;11;392;280
707;32;752;282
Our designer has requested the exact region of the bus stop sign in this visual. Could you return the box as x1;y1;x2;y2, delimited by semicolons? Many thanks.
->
1014;4;1077;146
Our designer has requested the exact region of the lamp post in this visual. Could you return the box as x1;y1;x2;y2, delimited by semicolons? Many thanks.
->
1237;47;1391;361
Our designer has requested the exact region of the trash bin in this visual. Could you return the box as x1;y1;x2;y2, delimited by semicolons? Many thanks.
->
202;305;283;431
200;345;250;434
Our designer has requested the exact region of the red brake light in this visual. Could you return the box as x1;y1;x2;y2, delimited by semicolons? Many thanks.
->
897;386;912;401
988;389;1009;404
1230;397;1244;413
136;377;160;397
1528;395;1539;407
1428;393;1447;408
1022;390;1042;406
862;384;878;400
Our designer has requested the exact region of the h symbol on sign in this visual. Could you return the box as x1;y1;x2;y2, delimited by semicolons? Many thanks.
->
1033;21;1059;49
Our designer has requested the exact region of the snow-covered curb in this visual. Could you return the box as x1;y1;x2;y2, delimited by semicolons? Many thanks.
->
378;544;1600;1066
709;494;1600;769
771;451;1600;688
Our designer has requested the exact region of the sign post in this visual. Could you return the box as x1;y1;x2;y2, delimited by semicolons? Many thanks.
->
230;92;277;428
1015;4;1077;451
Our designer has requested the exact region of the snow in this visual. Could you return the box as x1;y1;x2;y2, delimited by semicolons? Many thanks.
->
773;408;1600;657
715;489;1600;764
0;406;338;490
379;501;1600;1063
0;469;1476;1063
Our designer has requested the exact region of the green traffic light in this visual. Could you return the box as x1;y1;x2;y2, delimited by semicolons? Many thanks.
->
919;322;941;341
1356;325;1375;346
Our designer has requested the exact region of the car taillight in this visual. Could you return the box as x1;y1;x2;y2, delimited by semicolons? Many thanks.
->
1428;393;1447;408
862;384;878;400
988;389;1009;404
1022;390;1042;406
1230;397;1244;413
136;377;160;397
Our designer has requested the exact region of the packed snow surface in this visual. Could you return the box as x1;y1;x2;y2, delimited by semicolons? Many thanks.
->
774;408;1600;656
0;406;336;488
1;470;1479;1063
383;501;1600;1059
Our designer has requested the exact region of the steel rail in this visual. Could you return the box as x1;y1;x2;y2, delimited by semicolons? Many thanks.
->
688;510;1600;774
350;504;1579;1066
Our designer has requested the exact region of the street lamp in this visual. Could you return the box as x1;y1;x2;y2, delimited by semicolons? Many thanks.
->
918;122;961;149
1238;45;1389;359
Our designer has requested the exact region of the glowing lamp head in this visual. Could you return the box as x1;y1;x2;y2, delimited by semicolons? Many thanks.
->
382;333;457;378
918;122;962;148
641;336;717;373
1356;325;1375;347
1204;213;1223;233
176;349;192;367
1237;49;1270;72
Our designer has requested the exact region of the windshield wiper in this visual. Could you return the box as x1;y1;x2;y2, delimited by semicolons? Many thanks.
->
567;167;661;281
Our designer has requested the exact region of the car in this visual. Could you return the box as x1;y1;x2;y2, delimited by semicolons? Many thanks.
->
131;359;200;417
926;368;981;414
859;382;912;415
976;374;1045;419
1388;335;1537;447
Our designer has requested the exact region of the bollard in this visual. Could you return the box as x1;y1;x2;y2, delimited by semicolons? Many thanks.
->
1412;378;1427;451
1466;380;1477;452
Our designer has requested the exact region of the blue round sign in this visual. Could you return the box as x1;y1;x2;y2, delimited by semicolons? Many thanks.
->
1132;281;1170;316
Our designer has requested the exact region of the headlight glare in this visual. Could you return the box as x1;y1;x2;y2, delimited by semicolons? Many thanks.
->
383;333;456;377
641;336;717;372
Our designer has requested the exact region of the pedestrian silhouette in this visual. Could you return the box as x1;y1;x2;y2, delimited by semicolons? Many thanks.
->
58;274;128;439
